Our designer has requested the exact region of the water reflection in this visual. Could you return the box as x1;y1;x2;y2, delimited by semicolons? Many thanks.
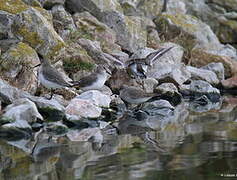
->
1;97;237;179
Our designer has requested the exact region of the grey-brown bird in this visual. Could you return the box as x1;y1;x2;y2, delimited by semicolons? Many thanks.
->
126;46;174;79
119;85;160;105
38;57;73;99
74;65;111;91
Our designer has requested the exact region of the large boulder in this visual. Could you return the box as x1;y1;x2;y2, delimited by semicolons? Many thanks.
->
51;5;76;40
12;7;65;59
65;90;111;119
201;62;225;81
119;0;164;18
155;12;237;78
0;79;65;121
184;0;237;44
65;0;147;52
0;11;15;39
1;98;43;125
0;42;40;94
72;11;120;53
186;66;219;85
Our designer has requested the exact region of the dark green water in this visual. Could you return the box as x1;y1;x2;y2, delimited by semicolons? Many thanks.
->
1;97;237;180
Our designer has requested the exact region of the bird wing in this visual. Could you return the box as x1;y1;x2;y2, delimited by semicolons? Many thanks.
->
77;73;98;88
146;46;174;65
126;87;155;99
42;65;72;87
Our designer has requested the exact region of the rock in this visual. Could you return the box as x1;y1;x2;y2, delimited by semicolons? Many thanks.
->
101;13;147;52
221;75;237;89
77;90;111;108
78;38;123;67
65;0;123;14
22;0;42;7
147;26;161;49
190;46;237;78
56;41;94;75
155;83;182;105
180;80;220;102
155;13;220;49
66;98;102;119
110;51;129;64
148;63;191;86
51;5;76;40
0;78;65;121
201;62;225;81
12;7;65;59
45;121;68;135
73;11;120;53
0;42;40;94
186;66;219;85
67;0;149;52
209;0;237;11
66;128;102;142
142;78;159;93
119;0;164;18
166;0;187;14
183;0;237;45
2;98;43;124
29;96;65;121
0;0;29;14
0;11;15;39
39;0;65;9
0;78;30;104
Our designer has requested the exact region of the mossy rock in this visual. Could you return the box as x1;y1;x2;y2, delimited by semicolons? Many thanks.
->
12;8;65;59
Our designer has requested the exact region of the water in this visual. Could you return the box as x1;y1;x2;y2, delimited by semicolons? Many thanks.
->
1;97;237;180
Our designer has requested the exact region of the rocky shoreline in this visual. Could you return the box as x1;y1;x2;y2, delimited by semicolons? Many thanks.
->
0;0;237;154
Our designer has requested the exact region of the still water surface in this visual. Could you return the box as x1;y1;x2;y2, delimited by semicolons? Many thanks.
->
1;97;237;180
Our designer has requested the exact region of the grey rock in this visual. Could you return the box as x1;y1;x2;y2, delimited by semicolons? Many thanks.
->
201;62;225;81
78;38;123;67
0;42;40;94
72;11;119;54
77;90;111;108
66;98;102;119
51;5;76;40
45;121;68;135
0;79;65;121
155;13;220;49
2;98;43;124
0;11;15;39
0;78;30;104
142;78;159;93
155;83;182;105
66;128;102;142
180;80;220;102
186;66;219;85
39;0;65;9
101;12;147;52
12;7;65;58
147;63;191;86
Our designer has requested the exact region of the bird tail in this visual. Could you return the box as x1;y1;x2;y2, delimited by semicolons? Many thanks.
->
146;46;174;65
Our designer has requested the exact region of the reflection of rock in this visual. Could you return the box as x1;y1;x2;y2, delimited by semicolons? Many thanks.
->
180;80;220;102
